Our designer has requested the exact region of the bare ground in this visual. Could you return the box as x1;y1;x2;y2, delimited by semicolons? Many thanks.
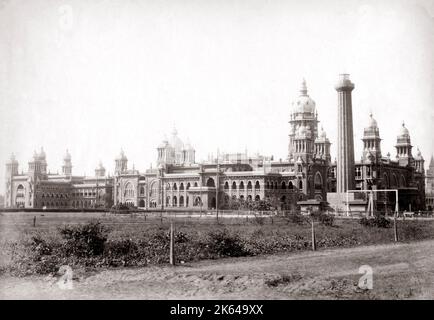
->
1;239;434;300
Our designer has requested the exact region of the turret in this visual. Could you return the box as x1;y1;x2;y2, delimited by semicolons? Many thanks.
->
314;127;331;163
414;148;425;174
6;153;19;177
62;149;72;177
362;113;382;163
395;122;413;167
115;149;128;174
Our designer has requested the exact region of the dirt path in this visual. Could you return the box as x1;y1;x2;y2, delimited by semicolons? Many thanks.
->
1;240;434;299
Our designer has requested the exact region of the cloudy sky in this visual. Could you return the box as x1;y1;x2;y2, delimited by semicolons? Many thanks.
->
0;0;433;194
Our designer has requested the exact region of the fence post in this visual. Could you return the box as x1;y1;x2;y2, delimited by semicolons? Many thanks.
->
170;222;175;265
311;220;317;251
33;216;36;227
394;214;398;242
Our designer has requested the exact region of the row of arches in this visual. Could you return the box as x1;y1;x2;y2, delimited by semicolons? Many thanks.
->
167;182;198;191
383;172;406;188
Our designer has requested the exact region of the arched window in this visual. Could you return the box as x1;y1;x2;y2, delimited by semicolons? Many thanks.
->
288;181;294;189
299;180;303;190
255;195;260;201
314;172;323;190
140;186;145;195
124;182;135;198
173;196;177;206
194;197;202;206
206;178;215;187
139;199;145;207
179;196;184;206
186;183;191;190
247;195;252;201
194;182;198;187
224;182;229;190
173;183;177;191
239;181;245;190
149;181;158;197
180;183;184;191
255;181;260;190
281;181;286;190
232;181;237;190
247;181;252;190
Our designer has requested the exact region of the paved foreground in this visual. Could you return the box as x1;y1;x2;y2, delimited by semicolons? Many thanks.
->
1;240;434;299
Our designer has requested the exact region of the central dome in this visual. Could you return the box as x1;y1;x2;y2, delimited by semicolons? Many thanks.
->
399;122;410;137
170;127;184;152
293;79;316;114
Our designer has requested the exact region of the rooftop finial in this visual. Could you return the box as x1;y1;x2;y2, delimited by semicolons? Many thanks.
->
300;78;307;96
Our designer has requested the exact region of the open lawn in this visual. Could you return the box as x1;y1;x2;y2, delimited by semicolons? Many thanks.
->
1;211;434;299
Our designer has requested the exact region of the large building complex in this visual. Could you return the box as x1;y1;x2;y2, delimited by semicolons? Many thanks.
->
4;76;428;212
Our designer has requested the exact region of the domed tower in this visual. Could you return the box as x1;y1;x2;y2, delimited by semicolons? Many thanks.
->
314;127;331;163
115;149;128;174
62;149;72;177
95;161;106;177
28;147;47;180
395;122;413;167
362;113;382;163
182;139;196;165
414;148;425;174
288;79;319;163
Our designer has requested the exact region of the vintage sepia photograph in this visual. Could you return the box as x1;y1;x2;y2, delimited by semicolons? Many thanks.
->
0;0;433;305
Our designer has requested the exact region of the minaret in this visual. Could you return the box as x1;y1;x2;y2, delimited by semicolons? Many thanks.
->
335;74;355;195
62;149;72;177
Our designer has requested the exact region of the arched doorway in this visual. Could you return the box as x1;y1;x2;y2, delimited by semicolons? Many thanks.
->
210;197;216;209
139;199;145;207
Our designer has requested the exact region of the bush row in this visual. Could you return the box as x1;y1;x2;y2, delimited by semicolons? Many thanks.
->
3;217;429;276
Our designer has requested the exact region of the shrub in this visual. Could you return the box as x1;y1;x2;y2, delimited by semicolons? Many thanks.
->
359;215;391;228
205;228;247;258
59;221;109;257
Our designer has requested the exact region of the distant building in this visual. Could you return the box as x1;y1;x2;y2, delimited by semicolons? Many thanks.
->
426;156;434;211
4;149;113;209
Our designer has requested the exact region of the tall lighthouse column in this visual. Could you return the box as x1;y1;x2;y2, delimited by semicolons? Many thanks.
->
335;74;355;198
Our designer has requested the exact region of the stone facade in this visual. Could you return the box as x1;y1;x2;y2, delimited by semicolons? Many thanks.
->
4;149;113;209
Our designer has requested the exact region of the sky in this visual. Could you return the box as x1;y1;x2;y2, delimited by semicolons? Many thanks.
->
0;0;433;195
